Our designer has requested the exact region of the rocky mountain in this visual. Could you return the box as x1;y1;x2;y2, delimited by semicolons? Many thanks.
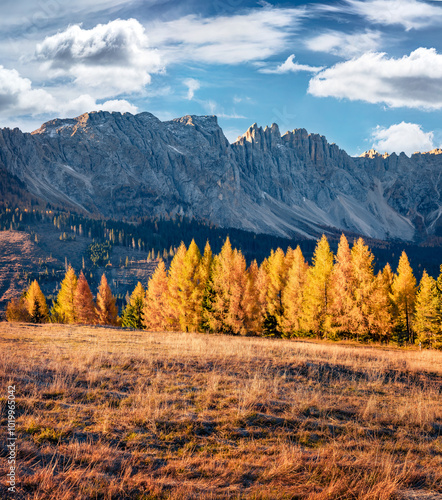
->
0;110;441;242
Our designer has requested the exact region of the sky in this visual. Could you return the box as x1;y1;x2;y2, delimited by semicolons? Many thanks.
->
1;0;442;156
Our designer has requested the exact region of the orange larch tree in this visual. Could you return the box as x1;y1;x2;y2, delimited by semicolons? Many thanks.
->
96;274;119;326
74;272;97;325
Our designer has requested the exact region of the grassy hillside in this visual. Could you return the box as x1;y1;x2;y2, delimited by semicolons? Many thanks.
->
0;323;441;499
0;227;158;312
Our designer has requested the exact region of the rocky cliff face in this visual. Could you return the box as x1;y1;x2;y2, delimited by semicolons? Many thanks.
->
0;110;441;242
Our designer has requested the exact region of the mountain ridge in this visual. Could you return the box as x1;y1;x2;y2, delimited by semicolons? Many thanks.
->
0;110;441;242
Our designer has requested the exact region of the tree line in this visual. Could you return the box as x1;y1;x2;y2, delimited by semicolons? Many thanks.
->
0;207;301;264
6;234;442;348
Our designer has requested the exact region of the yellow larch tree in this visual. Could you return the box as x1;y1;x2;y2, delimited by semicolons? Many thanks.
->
51;265;77;323
349;238;375;341
301;235;334;337
328;234;354;339
392;251;417;343
143;260;169;331
414;270;441;347
261;247;287;336
192;241;212;332
25;280;49;323
165;241;187;330
243;259;262;335
370;264;394;343
178;240;202;332
281;246;308;337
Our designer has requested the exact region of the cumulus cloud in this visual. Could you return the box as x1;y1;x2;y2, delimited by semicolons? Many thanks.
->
0;65;55;116
344;0;442;30
149;8;304;64
305;30;382;58
183;78;200;100
0;65;137;124
308;48;442;109
97;99;138;114
35;18;163;96
259;54;324;74
371;122;436;155
58;95;138;117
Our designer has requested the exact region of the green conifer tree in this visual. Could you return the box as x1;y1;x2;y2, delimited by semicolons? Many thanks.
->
122;282;145;329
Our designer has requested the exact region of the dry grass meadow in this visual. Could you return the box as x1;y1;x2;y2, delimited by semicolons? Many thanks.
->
0;322;441;499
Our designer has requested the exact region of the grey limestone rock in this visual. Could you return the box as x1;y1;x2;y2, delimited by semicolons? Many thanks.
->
0;110;441;242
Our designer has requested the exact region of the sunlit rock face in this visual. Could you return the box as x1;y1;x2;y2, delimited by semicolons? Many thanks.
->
0;111;441;241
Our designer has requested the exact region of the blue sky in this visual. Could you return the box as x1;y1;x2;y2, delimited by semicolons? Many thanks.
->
1;0;442;155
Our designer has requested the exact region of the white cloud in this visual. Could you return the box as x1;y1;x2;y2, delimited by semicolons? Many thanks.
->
259;54;324;74
0;65;55;116
97;99;138;114
308;48;442;109
149;8;304;64
35;18;163;96
0;0;137;29
343;0;442;30
371;122;436;155
0;64;137;125
58;95;138;117
305;30;382;58
183;78;200;100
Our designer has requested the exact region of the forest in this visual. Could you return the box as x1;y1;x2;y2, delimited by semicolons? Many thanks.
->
6;234;442;348
2;206;442;276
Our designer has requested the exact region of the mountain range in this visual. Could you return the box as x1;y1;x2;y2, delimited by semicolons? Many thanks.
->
1;110;441;242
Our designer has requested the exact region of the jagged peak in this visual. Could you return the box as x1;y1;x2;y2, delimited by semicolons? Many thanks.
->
359;149;390;159
171;114;219;127
263;123;280;134
31;110;138;135
421;147;442;156
238;122;283;144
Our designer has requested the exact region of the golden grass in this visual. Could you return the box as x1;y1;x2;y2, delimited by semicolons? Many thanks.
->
0;322;441;499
